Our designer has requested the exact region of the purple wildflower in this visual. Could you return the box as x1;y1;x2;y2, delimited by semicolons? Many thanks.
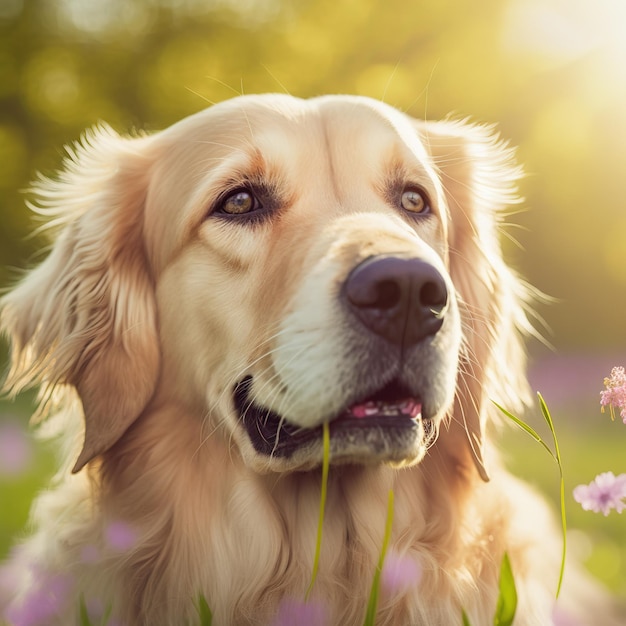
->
84;596;108;623
4;570;72;626
381;550;423;594
105;520;137;552
272;598;328;626
0;420;33;476
573;472;626;516
552;605;585;626
600;366;626;423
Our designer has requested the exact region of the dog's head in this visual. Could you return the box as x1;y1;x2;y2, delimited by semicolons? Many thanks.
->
1;94;531;480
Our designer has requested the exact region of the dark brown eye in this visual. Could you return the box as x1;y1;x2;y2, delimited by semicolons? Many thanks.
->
400;188;430;214
218;189;259;215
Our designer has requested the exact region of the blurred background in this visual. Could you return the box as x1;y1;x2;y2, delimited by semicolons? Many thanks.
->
0;0;625;602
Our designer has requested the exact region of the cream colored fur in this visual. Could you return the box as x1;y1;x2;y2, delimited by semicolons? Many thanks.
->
0;94;620;625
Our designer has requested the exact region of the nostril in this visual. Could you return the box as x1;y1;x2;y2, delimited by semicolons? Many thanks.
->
420;280;447;313
345;267;404;311
371;280;401;310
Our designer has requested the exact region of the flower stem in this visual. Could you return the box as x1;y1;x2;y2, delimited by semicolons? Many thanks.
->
305;420;330;601
363;489;395;625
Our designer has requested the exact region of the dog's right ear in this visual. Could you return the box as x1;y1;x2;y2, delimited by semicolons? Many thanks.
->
1;125;160;472
414;118;533;482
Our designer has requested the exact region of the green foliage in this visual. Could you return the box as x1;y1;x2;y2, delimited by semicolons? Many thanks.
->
494;395;567;599
460;552;517;626
78;595;92;626
194;595;213;626
492;400;556;461
305;420;330;600
363;489;394;626
493;553;517;626
78;594;112;626
537;392;567;598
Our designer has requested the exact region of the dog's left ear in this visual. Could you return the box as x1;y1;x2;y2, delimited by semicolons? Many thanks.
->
1;125;160;473
414;119;533;481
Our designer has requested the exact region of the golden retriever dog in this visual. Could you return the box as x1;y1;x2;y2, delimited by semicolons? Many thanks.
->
0;94;621;625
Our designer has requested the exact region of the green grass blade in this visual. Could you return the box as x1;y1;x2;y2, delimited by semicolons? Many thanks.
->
491;400;556;462
78;595;94;626
363;489;395;626
100;603;113;626
462;609;473;626
493;552;517;626
537;392;567;599
495;394;567;600
537;393;562;468
78;595;113;626
305;420;331;601
195;594;213;626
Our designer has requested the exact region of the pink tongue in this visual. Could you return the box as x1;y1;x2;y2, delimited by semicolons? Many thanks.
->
349;399;421;419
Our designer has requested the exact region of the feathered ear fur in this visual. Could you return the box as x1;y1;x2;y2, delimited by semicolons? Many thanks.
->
416;120;533;481
0;125;159;473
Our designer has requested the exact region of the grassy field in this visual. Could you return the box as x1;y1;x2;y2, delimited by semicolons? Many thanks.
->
0;393;56;558
1;388;625;603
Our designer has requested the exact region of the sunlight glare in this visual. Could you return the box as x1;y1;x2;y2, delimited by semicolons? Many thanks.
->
503;0;626;84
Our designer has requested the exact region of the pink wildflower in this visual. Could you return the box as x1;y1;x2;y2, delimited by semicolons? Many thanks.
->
573;472;626;516
600;366;626;423
4;569;72;626
381;550;423;594
272;598;328;626
552;605;585;625
0;420;33;476
105;520;137;552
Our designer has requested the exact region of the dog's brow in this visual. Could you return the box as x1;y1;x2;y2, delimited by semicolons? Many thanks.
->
380;155;433;198
209;148;283;196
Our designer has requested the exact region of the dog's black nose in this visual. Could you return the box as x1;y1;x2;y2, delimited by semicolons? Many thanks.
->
343;256;448;346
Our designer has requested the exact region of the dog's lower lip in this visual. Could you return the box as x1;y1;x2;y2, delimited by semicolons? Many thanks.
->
233;376;426;460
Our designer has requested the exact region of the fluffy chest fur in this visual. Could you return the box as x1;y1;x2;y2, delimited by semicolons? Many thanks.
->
7;405;557;626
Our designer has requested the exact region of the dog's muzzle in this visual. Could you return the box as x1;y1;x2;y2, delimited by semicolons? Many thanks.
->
234;254;452;469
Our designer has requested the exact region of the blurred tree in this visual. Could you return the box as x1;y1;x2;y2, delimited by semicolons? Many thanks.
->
1;0;625;351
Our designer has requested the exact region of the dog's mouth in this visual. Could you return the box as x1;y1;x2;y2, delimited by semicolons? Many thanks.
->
233;376;434;466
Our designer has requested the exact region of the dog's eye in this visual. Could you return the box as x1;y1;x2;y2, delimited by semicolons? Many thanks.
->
217;189;260;215
400;188;430;214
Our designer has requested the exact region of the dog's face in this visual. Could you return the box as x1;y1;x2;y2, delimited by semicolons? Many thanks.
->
152;95;461;472
2;94;528;480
